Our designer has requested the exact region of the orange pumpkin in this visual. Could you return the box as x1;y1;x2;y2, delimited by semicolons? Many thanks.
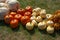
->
21;16;30;25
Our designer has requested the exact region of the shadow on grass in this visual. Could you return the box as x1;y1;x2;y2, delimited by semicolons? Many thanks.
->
22;24;35;35
11;24;20;32
38;29;56;37
0;20;6;26
55;30;60;35
0;20;20;32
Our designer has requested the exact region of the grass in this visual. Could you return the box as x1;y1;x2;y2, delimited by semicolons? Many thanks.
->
0;0;60;40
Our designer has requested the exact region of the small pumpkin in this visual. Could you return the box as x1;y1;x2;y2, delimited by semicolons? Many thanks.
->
46;26;54;34
40;9;46;19
38;22;46;30
26;22;34;30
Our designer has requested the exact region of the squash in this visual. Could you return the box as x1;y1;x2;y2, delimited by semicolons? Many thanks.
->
31;20;38;27
38;22;46;30
6;0;20;11
30;16;36;21
32;12;37;17
0;0;6;3
46;26;54;34
35;16;42;22
54;23;60;30
0;3;9;8
40;9;46;19
46;20;54;26
26;22;34;30
32;7;41;16
46;14;52;19
0;7;9;20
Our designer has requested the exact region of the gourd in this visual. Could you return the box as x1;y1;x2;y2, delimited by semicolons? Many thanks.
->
31;20;38;26
46;14;52;19
46;20;54;26
38;22;46;30
40;9;46;18
30;16;36;21
32;12;37;16
54;23;60;30
32;7;41;16
26;22;34;30
33;7;41;12
35;16;42;22
46;26;54;34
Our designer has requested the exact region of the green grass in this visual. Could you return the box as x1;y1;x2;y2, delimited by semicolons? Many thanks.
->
0;0;60;40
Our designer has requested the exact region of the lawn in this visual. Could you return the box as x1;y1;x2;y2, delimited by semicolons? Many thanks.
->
0;0;60;40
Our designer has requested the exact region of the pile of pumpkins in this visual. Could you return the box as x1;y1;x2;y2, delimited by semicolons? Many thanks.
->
0;0;60;34
26;7;54;34
0;0;19;20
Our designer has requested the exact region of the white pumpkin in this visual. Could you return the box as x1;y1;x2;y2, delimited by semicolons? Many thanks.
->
46;20;54;26
32;12;37;16
40;9;46;18
33;7;41;12
6;0;20;11
31;20;38;26
26;22;34;30
0;7;9;20
46;26;54;34
38;22;46;30
0;0;6;3
35;16;42;22
30;16;36;21
0;3;8;8
35;7;41;12
32;7;41;16
46;14;52;19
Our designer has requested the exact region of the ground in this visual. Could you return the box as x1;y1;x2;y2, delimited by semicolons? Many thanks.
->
0;0;60;40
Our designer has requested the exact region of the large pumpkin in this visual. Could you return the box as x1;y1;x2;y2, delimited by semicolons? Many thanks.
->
0;7;9;20
0;3;9;8
0;0;6;3
5;0;20;11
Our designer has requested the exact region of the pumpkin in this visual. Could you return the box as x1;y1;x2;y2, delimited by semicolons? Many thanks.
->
35;16;42;22
40;9;46;19
0;0;6;3
32;7;41;16
26;22;34;30
32;12;37;17
0;3;9;8
0;7;9;20
31;20;38;27
38;22;46;30
6;0;20;11
30;16;36;21
46;14;52;19
54;23;60;30
33;7;41;12
46;20;54;26
46;26;54;34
